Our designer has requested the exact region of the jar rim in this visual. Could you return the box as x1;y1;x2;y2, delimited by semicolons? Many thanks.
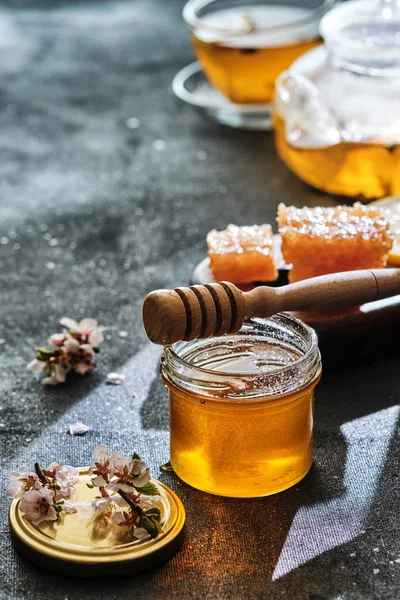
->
183;0;334;36
161;313;321;401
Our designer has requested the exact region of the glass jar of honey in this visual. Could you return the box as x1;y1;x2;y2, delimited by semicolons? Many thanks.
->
274;0;400;199
161;314;321;498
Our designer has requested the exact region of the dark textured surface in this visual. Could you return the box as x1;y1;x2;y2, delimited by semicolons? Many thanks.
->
0;1;399;598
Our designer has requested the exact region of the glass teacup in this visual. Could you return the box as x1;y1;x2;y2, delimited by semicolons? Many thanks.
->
183;0;334;105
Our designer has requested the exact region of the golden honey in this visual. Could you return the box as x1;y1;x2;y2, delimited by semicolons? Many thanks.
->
161;315;321;497
274;113;400;199
184;2;329;104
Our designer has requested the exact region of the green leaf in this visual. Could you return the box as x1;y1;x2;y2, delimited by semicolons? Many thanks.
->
135;482;160;496
132;452;141;461
86;483;95;489
139;515;162;539
36;348;53;361
144;507;161;521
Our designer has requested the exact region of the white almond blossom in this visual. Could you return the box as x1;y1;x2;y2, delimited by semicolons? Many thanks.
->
7;472;41;499
60;317;106;347
27;316;106;385
20;488;58;525
7;445;162;539
43;462;79;498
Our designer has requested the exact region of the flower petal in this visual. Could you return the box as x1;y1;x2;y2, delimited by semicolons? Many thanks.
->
80;343;94;355
110;451;128;471
60;317;79;330
130;459;147;475
6;480;22;498
94;497;112;514
62;465;79;483
92;444;108;463
92;475;108;487
48;333;66;347
133;527;150;540
114;482;135;493
63;501;78;514
33;506;58;525
57;484;74;499
104;480;117;493
20;492;37;508
79;318;98;330
74;362;93;375
88;330;104;347
43;374;59;385
23;508;42;522
134;469;151;487
27;359;45;373
111;511;125;525
63;338;80;353
55;364;69;382
69;422;89;436
46;462;60;473
41;487;55;502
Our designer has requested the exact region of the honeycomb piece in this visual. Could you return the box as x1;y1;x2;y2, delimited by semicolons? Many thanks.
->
277;202;392;283
369;196;400;265
207;224;278;284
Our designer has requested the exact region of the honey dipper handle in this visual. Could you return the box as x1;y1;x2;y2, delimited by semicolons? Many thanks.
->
245;269;400;317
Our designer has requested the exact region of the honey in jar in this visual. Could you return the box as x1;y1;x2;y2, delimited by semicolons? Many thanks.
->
161;315;321;498
183;1;331;104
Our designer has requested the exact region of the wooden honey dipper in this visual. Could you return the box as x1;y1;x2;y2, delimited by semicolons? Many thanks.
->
142;268;400;345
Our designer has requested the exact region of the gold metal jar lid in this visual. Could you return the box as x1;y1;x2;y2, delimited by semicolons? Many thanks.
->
9;468;185;578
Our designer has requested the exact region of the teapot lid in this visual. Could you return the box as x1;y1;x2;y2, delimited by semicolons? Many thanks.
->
320;0;400;76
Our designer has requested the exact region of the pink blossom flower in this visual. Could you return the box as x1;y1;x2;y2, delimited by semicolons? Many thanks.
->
112;510;137;527
43;462;79;498
28;316;106;385
89;445;115;489
20;488;57;525
111;511;149;540
60;317;106;347
7;472;41;499
48;333;66;347
106;454;151;493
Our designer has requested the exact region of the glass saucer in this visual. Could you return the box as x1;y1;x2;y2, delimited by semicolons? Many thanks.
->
172;62;272;130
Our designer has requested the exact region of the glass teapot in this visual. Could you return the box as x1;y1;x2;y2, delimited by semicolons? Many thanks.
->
274;0;400;200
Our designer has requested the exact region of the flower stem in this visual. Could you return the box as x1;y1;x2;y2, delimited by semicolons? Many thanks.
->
34;462;48;486
117;490;144;516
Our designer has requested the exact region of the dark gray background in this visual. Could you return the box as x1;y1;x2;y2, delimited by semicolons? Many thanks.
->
0;1;399;598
